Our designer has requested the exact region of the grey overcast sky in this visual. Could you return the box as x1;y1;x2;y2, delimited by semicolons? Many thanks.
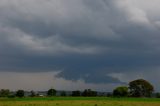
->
0;0;160;91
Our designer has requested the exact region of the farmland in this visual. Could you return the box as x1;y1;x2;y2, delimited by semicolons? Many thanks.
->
1;97;160;106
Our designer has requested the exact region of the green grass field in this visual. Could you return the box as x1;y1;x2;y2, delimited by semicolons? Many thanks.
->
1;97;160;106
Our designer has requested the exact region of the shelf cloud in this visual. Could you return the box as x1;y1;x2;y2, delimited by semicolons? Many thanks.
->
0;0;160;90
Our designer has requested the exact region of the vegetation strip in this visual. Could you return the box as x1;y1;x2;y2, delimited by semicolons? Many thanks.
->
1;97;160;102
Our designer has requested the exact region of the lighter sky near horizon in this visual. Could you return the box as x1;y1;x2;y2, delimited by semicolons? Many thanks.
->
0;0;160;91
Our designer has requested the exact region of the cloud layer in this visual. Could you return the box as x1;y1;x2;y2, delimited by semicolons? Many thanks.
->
0;0;160;90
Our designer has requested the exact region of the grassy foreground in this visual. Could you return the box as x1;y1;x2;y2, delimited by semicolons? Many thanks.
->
1;97;160;106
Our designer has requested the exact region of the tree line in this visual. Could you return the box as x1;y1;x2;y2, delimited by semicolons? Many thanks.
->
0;88;97;98
113;79;154;97
0;79;159;98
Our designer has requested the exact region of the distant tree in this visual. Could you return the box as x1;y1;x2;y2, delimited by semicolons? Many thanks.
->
8;94;15;98
82;89;88;97
72;90;81;96
0;89;10;97
30;90;36;97
156;93;160;98
16;90;25;97
113;86;128;97
107;93;112;97
47;89;56;96
82;89;97;97
60;91;66;96
129;79;154;97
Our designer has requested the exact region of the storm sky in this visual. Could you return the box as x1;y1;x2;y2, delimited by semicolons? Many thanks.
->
0;0;160;91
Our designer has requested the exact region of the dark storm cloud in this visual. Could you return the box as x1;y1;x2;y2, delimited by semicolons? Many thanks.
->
0;0;160;84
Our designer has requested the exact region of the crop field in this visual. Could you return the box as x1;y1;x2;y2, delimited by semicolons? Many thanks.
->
0;97;160;106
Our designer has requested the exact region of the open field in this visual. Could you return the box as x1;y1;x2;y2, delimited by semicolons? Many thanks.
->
1;97;160;106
